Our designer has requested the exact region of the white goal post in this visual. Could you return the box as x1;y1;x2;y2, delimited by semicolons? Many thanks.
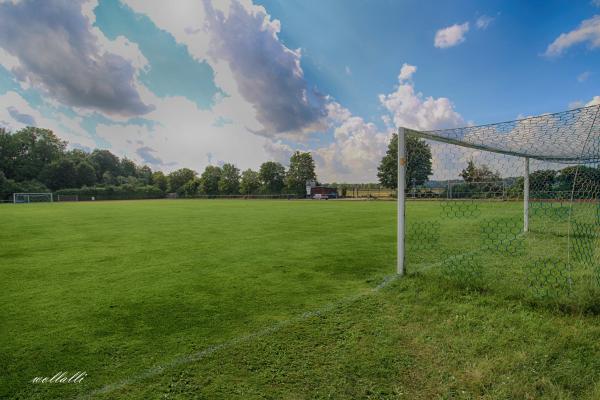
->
13;193;53;203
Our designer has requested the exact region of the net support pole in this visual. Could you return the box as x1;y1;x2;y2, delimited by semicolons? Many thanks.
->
523;157;530;233
397;127;406;275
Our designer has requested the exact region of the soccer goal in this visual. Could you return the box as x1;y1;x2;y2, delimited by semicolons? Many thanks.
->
13;193;54;203
397;104;600;299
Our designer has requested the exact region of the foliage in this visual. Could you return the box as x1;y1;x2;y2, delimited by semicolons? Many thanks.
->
286;151;316;196
168;168;197;193
90;149;121;181
259;161;286;194
240;169;261;195
200;165;222;195
151;171;168;192
180;178;201;197
377;133;433;190
218;163;240;195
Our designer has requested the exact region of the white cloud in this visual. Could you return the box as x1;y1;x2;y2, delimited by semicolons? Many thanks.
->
315;65;465;182
475;15;494;30
315;103;392;182
398;63;417;81
378;69;465;131
569;96;600;109
587;96;600;106
577;71;591;82
434;22;470;48
345;66;352;76
544;15;600;56
0;91;96;149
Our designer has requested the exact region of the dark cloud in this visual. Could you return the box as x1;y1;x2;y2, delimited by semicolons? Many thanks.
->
0;0;152;116
136;146;163;165
203;0;327;137
7;106;36;125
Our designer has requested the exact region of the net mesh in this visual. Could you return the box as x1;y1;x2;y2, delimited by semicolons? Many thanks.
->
403;104;600;303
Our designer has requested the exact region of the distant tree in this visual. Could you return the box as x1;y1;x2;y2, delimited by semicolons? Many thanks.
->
218;163;240;195
75;161;97;187
529;169;557;193
259;161;285;194
181;177;201;196
40;158;78;190
557;165;600;193
101;171;116;185
239;169;260;195
136;165;153;185
286;151;317;196
200;165;222;195
65;149;89;163
151;171;168;192
460;160;501;183
377;133;432;190
120;158;137;177
168;168;197;193
90;149;120;180
0;127;65;182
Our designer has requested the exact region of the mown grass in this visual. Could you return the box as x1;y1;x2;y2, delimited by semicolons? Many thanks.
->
1;199;599;399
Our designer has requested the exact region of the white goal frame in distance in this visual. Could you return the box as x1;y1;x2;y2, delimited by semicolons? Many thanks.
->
13;192;54;203
396;127;531;276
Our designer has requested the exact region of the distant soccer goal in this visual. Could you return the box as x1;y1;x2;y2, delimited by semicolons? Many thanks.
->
396;104;600;300
13;193;53;203
56;194;79;202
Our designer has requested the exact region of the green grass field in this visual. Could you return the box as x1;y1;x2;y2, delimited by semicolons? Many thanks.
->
2;199;600;399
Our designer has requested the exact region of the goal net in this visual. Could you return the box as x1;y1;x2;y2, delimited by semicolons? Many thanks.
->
398;104;600;301
13;193;54;203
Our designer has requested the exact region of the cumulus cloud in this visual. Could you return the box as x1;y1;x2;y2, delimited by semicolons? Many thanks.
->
315;104;391;182
476;15;494;30
544;15;600;56
398;63;417;81
378;68;465;131
588;96;600;106
0;0;152;116
202;0;328;137
0;91;96;148
434;22;470;48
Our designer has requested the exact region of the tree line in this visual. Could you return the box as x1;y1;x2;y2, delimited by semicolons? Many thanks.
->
376;133;600;197
0;127;317;200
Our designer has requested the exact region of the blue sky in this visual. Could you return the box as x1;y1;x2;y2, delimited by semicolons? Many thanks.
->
0;0;598;182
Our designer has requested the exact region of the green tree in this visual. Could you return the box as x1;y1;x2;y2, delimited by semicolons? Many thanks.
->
218;163;240;195
120;158;137;177
460;160;500;183
90;149;120;180
239;169;260;195
377;133;432;190
529;169;557;193
259;161;286;194
75;161;97;187
200;165;222;195
40;158;78;190
181;177;201;196
286;151;317;196
0;127;66;182
151;171;168;192
168;168;197;193
136;165;153;185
